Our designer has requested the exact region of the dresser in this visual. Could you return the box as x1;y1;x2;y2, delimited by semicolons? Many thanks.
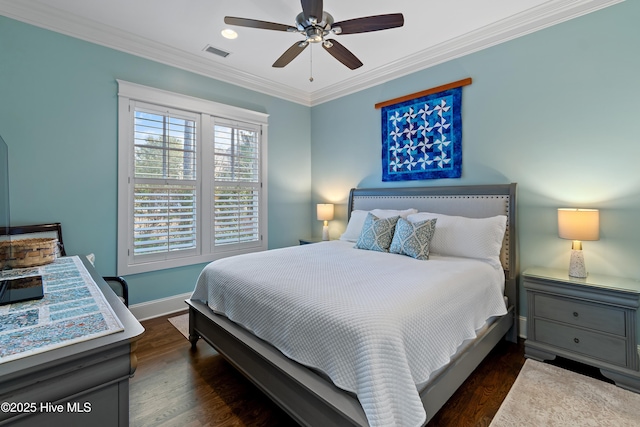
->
524;267;640;392
0;257;144;426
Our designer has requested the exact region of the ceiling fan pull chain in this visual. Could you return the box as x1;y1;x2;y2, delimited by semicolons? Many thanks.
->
309;44;314;82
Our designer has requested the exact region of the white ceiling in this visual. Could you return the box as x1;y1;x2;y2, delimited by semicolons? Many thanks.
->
0;0;622;106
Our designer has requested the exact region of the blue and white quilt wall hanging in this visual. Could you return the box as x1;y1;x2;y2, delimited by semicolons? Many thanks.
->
381;87;462;181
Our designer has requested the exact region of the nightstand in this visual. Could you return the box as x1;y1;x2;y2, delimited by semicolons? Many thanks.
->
524;267;640;392
299;237;324;245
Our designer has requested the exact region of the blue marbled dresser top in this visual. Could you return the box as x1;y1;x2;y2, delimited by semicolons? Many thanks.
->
0;256;123;363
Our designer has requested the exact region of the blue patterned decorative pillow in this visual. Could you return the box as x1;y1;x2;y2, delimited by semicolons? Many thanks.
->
389;217;437;260
354;213;400;252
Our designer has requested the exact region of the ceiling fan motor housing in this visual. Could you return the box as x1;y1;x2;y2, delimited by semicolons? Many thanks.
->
296;12;334;43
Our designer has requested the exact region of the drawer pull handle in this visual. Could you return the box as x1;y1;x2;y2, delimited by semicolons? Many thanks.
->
573;312;579;317
574;338;580;344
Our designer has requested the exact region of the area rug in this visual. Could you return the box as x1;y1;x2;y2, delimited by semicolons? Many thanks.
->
0;256;124;363
168;313;189;339
490;359;640;426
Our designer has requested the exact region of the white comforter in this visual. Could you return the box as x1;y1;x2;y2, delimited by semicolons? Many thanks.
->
191;240;507;427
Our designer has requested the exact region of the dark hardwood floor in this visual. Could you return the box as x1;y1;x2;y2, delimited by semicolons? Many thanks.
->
130;312;527;427
130;312;296;427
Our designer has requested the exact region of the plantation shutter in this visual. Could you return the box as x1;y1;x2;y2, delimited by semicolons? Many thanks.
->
132;104;198;259
213;119;261;248
117;80;269;275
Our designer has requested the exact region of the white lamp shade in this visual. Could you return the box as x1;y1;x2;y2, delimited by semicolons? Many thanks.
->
558;208;599;241
317;204;334;221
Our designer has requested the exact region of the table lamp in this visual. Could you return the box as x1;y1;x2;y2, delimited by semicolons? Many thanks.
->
317;204;334;241
557;208;599;278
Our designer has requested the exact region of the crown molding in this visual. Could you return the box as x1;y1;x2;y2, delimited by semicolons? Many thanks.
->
0;0;623;107
0;0;313;105
310;0;624;105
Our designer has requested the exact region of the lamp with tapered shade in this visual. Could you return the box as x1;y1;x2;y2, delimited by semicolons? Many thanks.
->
317;204;334;241
558;208;599;278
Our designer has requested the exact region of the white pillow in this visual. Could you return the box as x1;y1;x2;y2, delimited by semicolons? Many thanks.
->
340;208;418;242
407;212;507;267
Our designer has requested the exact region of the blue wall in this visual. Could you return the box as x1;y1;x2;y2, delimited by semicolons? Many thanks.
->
310;1;640;318
2;1;639;316
0;16;312;304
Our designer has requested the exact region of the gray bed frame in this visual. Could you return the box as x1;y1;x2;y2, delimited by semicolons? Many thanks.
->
186;183;518;426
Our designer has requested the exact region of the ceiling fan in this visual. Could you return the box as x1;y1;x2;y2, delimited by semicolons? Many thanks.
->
224;0;404;70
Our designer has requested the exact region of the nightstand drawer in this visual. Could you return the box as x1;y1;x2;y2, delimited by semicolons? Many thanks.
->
534;294;625;336
534;319;627;367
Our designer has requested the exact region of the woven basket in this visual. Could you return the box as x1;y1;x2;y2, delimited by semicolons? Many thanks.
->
0;238;58;269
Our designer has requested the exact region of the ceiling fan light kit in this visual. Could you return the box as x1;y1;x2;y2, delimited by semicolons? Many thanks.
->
224;0;403;72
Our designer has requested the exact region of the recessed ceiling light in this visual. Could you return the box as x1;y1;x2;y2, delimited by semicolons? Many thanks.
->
221;29;238;40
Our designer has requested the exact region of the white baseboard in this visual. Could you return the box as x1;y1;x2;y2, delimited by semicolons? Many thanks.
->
129;292;192;321
519;315;527;339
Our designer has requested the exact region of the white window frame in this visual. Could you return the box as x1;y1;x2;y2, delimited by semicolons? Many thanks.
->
117;80;269;275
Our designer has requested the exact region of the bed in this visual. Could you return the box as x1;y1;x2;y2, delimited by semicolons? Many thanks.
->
187;183;518;426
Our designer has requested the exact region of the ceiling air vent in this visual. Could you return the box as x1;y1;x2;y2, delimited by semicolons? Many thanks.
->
204;45;230;58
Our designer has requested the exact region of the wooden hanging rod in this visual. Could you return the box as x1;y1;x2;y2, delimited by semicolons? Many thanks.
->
374;77;472;109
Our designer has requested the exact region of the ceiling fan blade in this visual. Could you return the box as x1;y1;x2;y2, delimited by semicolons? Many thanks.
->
301;0;323;22
224;16;294;32
333;13;404;35
322;39;363;70
273;42;309;68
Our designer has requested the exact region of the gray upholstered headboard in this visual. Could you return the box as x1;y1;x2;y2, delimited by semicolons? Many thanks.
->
348;184;517;274
347;183;518;318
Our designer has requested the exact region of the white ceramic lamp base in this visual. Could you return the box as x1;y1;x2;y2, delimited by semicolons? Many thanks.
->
322;224;330;241
568;249;587;278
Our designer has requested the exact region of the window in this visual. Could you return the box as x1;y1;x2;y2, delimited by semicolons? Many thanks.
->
132;105;198;259
213;120;261;248
117;81;268;275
